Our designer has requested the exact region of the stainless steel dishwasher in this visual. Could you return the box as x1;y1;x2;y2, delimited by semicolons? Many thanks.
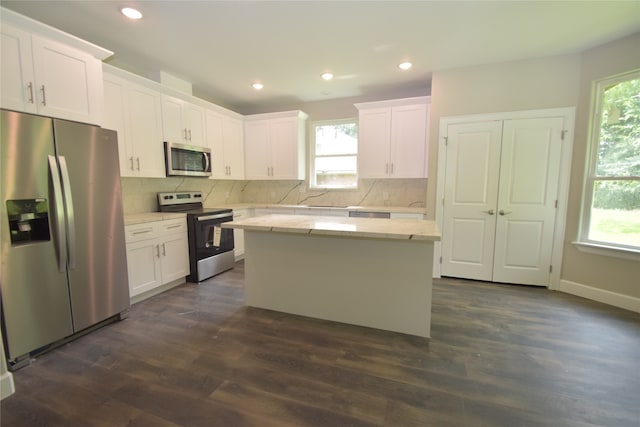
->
348;210;391;219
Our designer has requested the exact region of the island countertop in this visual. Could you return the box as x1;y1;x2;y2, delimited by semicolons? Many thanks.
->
222;214;440;241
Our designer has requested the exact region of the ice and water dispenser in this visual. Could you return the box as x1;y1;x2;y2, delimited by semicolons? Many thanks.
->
6;199;51;245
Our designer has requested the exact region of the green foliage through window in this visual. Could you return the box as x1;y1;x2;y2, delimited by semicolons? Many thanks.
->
585;71;640;249
311;121;358;189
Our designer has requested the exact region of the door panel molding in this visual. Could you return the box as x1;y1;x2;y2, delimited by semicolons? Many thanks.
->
434;107;575;289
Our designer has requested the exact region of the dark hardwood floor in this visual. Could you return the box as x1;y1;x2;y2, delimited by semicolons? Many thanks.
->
2;261;639;426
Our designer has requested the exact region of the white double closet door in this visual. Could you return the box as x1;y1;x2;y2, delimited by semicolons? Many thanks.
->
441;117;563;286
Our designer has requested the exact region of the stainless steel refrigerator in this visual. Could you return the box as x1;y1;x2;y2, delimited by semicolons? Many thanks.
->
1;109;129;369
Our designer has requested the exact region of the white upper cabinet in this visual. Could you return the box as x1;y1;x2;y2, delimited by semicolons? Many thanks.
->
356;97;430;179
1;9;111;125
1;25;35;113
206;110;245;179
161;94;206;147
103;67;165;178
244;110;308;180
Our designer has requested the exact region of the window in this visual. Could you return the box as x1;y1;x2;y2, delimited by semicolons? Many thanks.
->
310;120;358;189
581;70;640;251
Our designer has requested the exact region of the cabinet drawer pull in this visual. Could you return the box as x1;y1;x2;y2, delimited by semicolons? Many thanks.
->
27;82;34;104
132;228;153;235
166;224;182;229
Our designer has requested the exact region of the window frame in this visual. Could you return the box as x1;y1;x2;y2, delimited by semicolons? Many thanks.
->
577;69;640;257
308;118;359;190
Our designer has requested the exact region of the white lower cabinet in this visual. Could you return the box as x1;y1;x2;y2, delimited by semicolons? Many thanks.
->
125;218;189;300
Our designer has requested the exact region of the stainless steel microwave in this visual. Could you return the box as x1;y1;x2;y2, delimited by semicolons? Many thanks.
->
164;141;211;177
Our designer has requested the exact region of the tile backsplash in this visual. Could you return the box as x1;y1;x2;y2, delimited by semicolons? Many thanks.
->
121;177;427;214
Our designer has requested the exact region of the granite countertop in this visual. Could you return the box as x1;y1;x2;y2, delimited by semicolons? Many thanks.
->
222;214;440;241
124;212;186;226
124;204;427;226
220;203;427;214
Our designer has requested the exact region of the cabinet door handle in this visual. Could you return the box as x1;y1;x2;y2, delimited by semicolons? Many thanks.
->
129;157;134;170
136;157;141;171
132;228;153;235
390;163;394;174
183;128;188;140
155;244;161;258
40;85;47;106
162;243;166;256
188;129;192;141
385;163;389;174
27;82;34;104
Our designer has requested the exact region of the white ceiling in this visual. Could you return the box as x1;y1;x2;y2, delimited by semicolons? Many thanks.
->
2;1;639;114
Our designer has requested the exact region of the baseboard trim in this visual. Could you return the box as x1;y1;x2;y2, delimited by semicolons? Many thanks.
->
130;279;186;305
1;371;15;400
558;279;640;313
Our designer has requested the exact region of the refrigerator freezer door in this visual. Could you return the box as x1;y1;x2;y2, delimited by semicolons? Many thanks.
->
0;110;74;360
52;120;130;332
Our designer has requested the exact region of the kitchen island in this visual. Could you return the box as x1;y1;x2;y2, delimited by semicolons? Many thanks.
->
222;214;440;337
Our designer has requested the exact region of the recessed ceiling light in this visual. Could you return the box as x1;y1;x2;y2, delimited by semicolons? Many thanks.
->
121;7;143;20
321;72;334;81
252;82;264;90
398;62;413;70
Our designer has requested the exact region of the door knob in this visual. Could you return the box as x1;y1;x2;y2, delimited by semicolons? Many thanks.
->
499;210;512;216
484;209;495;215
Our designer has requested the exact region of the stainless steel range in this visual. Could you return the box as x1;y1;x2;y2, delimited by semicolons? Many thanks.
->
157;192;234;282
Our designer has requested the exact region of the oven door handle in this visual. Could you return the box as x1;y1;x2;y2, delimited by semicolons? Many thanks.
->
197;212;233;221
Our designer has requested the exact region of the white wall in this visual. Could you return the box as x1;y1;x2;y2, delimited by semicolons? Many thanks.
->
561;32;640;301
428;53;581;217
428;33;640;307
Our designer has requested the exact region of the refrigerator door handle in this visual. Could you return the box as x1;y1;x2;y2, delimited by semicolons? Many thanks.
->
58;156;76;269
48;155;67;272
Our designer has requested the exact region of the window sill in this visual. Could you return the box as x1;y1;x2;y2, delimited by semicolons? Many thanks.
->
572;241;640;262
